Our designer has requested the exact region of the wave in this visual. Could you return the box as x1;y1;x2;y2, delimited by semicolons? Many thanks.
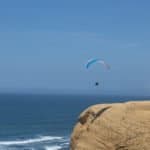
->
45;145;62;150
0;145;35;150
0;136;63;146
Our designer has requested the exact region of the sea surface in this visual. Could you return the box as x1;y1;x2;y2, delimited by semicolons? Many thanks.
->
0;94;149;150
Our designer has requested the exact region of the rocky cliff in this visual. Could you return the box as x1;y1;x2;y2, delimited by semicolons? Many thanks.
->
71;101;150;150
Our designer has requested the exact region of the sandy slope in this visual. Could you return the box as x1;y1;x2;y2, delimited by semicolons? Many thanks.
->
71;101;150;150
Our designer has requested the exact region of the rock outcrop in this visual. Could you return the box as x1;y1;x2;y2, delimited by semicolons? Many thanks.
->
71;101;150;150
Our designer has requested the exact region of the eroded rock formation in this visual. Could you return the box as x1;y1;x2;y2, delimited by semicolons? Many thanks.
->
71;101;150;150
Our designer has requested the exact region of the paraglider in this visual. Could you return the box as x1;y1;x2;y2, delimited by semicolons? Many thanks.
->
95;82;99;86
86;58;110;87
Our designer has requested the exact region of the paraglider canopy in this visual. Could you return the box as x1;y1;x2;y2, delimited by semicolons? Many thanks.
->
86;58;110;70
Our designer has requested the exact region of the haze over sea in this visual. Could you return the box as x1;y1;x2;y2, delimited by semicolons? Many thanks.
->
0;93;149;150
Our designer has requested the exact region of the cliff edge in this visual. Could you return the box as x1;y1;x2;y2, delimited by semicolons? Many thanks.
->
70;101;150;150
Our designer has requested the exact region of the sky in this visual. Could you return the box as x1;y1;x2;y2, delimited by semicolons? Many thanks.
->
0;0;150;95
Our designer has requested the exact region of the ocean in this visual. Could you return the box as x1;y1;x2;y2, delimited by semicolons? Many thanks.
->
0;94;149;150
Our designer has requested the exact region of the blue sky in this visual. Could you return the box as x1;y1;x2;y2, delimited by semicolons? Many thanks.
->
0;0;150;95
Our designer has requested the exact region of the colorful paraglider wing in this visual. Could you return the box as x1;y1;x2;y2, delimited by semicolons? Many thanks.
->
86;58;101;69
86;59;110;70
98;60;111;70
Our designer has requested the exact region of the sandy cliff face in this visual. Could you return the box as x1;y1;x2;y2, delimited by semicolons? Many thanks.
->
70;101;150;150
